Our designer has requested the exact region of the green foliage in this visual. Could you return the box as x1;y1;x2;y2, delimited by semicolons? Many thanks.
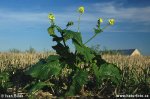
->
65;69;88;96
73;39;94;62
92;63;121;85
25;6;121;97
48;25;55;36
66;21;74;27
25;55;61;80
29;82;53;93
63;30;82;42
90;44;101;54
0;71;12;92
0;6;149;98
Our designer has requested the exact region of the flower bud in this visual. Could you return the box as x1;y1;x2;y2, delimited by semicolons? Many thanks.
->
48;13;55;21
78;6;84;14
66;21;74;27
108;19;115;25
98;18;103;23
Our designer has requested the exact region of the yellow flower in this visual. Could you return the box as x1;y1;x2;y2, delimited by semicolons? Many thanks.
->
108;19;115;25
48;13;55;21
78;6;84;14
98;18;103;23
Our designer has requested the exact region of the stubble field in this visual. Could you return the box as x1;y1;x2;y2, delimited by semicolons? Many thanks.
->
0;52;150;97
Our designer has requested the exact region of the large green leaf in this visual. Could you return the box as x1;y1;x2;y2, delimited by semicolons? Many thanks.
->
62;30;94;62
25;55;61;80
0;72;12;89
65;69;88;96
63;30;82;43
52;43;70;57
46;55;60;62
72;39;94;62
48;25;55;36
92;64;100;82
63;30;95;62
92;63;121;84
29;82;53;93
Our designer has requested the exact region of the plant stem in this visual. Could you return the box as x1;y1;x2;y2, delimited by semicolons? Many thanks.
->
77;14;81;32
102;24;109;30
84;24;110;45
65;26;69;30
75;14;82;64
84;34;97;45
61;32;67;47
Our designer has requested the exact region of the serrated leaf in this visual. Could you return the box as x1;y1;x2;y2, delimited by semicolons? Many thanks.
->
65;69;88;96
63;30;82;43
40;61;61;80
72;39;94;62
0;72;12;89
52;43;70;56
62;30;94;62
0;72;9;81
46;55;60;62
29;82;53;93
92;64;99;81
25;56;61;80
93;63;121;84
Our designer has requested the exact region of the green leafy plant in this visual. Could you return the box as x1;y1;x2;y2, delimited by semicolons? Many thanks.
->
0;71;12;93
25;6;121;97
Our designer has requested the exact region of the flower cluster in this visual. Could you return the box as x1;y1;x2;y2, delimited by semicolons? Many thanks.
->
48;6;115;27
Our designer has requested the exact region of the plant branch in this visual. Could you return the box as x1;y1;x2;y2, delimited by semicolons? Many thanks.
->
102;24;109;30
84;34;97;45
84;24;110;45
61;32;67;47
77;14;81;32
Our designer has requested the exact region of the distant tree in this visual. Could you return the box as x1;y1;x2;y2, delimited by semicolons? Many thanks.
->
101;49;119;55
9;48;21;53
90;45;118;55
90;44;101;54
26;47;36;54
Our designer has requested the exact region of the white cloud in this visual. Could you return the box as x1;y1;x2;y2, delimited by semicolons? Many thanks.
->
90;2;150;22
0;2;150;33
0;2;150;23
0;10;47;23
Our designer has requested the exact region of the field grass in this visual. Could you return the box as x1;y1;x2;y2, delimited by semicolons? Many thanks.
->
103;54;150;95
0;52;54;71
0;52;150;97
1;52;149;72
102;54;150;76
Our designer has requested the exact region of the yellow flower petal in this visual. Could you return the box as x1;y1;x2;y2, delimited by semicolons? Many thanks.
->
78;6;84;14
48;13;55;20
98;18;103;23
109;19;115;25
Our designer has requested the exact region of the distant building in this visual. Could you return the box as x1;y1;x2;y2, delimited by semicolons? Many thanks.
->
113;49;141;56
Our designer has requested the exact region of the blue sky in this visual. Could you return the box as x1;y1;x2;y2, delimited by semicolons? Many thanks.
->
0;0;150;55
